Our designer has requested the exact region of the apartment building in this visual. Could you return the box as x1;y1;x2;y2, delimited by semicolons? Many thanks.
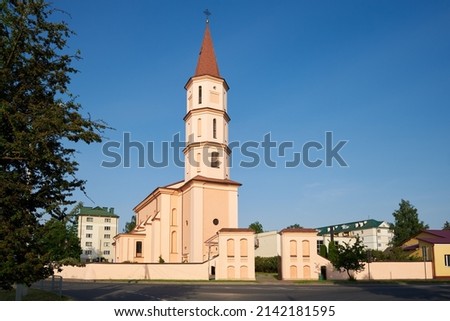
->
78;206;119;262
316;219;394;251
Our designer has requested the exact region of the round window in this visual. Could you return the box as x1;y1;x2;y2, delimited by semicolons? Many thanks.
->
213;218;219;225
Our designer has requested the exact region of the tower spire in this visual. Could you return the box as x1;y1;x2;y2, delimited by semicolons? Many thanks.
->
194;11;220;78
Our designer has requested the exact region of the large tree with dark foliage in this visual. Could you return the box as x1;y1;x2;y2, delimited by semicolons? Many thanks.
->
0;0;106;290
248;221;264;234
391;199;428;247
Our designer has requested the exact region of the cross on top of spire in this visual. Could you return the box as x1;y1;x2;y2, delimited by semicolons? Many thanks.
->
203;9;211;23
194;11;220;78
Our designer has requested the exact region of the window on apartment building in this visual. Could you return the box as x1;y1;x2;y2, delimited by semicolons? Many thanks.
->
84;250;92;255
105;218;111;223
104;234;110;239
87;217;93;222
104;226;111;231
103;250;110;255
85;242;92;247
136;241;142;257
444;255;450;267
86;233;92;238
86;225;93;230
104;242;109;247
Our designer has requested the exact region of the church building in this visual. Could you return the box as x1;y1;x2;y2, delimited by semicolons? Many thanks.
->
114;19;248;266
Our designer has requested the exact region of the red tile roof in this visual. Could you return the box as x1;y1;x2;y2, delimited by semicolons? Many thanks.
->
194;23;220;77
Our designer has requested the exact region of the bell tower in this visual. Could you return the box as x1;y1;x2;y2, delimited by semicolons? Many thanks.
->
184;20;231;181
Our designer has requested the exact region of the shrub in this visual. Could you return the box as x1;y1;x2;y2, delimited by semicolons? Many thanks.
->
255;256;279;273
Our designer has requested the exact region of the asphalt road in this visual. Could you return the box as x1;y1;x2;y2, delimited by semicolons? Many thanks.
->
60;281;450;301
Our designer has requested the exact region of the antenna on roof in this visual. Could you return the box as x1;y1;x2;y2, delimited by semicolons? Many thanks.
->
203;9;211;23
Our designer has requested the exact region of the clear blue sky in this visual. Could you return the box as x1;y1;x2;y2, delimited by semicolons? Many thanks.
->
53;0;450;232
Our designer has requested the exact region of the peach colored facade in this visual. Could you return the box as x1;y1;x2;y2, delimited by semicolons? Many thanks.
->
315;257;433;280
56;262;209;280
114;178;240;265
280;229;434;280
215;228;255;280
112;21;253;280
280;229;320;280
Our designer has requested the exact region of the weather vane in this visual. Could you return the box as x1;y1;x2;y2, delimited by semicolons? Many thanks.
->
203;9;211;23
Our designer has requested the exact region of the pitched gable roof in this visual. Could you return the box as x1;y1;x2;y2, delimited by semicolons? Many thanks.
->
416;230;450;244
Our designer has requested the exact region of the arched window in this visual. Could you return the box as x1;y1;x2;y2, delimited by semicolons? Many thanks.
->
240;238;248;257
171;208;177;226
290;265;297;279
213;118;217;139
136;241;142;257
224;123;228;143
211;152;220;168
227;238;235;257
303;265;311;279
196;152;201;172
171;231;177;253
302;240;310;257
227;266;235;279
240;265;248;278
290;240;297;257
197;118;202;137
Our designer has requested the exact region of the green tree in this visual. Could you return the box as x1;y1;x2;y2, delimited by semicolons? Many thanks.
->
39;218;82;263
248;221;264;234
124;215;136;233
391;199;428;247
443;221;450;230
286;223;303;229
329;236;367;280
0;1;106;290
254;256;279;273
327;241;338;263
319;244;328;258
